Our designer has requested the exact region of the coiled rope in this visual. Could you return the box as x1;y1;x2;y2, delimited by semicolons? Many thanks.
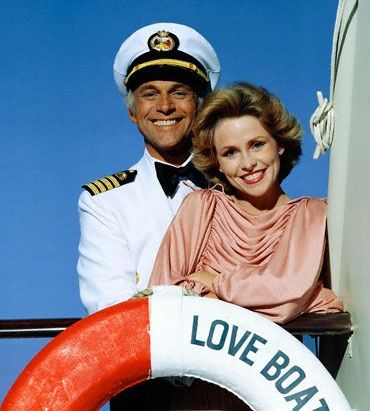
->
310;91;334;159
310;0;358;159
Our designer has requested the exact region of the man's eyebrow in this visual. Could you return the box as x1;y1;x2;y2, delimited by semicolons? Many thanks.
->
136;83;193;94
169;83;192;91
137;85;158;92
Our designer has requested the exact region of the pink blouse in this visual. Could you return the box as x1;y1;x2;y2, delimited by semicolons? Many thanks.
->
149;189;343;324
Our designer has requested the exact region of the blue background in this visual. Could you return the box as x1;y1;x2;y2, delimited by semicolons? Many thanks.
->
0;0;338;404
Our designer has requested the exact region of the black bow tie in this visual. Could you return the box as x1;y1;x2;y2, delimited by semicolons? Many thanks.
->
155;161;209;197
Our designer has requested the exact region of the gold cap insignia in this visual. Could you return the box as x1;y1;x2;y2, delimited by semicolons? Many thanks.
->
148;31;177;52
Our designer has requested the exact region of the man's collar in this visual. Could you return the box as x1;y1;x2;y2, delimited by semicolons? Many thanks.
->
144;148;192;169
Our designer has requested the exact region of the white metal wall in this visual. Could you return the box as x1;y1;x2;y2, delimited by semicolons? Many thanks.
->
327;0;370;408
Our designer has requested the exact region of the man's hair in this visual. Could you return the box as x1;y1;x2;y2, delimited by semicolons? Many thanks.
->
192;82;302;191
124;91;135;112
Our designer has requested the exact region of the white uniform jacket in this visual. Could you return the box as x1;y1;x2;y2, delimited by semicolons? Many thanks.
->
77;150;196;314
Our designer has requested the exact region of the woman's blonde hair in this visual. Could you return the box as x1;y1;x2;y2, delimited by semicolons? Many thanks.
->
192;82;302;191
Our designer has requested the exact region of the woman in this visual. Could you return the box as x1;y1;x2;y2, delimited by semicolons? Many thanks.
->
149;82;342;325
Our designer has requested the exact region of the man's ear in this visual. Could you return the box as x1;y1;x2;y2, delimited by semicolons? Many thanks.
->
128;109;137;124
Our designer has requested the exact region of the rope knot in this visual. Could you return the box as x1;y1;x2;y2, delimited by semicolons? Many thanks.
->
310;91;335;159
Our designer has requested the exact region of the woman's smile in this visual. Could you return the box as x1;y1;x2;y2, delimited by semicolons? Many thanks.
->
240;169;266;184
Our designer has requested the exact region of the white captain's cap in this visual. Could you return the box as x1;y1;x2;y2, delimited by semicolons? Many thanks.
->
113;22;221;97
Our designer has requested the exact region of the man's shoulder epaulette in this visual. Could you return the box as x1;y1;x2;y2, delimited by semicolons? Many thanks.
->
82;169;137;196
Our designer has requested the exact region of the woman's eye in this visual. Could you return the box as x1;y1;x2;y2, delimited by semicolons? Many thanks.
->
252;141;265;149
224;149;237;157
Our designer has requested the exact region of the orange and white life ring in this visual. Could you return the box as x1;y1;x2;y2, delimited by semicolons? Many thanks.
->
2;286;350;410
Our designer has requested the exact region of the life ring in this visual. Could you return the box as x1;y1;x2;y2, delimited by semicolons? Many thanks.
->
2;286;350;410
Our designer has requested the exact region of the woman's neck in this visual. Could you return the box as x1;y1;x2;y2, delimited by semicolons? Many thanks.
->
230;187;291;215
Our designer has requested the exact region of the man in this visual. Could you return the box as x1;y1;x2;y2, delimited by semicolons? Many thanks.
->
77;24;251;410
77;23;221;315
78;23;229;411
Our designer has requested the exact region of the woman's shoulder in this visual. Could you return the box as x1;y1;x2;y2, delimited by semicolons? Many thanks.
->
294;196;327;206
290;196;327;216
185;187;224;201
180;188;225;210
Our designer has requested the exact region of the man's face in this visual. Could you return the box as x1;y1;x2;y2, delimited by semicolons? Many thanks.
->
128;81;198;165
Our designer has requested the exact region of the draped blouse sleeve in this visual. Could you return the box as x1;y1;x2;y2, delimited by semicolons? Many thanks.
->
149;190;216;295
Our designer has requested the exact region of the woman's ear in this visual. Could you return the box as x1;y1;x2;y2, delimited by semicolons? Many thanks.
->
278;147;285;155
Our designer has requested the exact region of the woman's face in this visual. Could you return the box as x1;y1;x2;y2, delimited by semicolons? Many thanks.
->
214;115;284;205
